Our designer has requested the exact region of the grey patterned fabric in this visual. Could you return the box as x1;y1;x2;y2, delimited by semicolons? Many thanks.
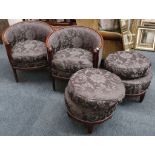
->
52;69;73;79
52;48;93;75
47;26;103;67
65;88;117;122
47;27;102;52
123;68;153;94
4;21;53;47
65;68;125;122
105;51;151;79
12;40;47;67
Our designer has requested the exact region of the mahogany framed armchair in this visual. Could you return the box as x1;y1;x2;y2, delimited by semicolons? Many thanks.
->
2;21;53;82
46;26;103;90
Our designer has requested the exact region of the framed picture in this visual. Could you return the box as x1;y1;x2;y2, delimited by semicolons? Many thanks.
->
135;27;155;51
141;19;155;28
120;19;136;51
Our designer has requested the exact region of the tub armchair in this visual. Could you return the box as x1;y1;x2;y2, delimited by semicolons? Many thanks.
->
2;21;53;82
46;26;103;90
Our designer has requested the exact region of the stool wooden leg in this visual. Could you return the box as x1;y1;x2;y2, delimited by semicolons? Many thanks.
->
86;124;94;134
140;93;145;103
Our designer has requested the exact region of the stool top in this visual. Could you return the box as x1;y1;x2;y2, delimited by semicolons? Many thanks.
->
105;51;151;79
67;68;125;103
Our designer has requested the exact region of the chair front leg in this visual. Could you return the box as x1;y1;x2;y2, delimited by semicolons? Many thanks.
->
52;75;56;91
4;42;19;82
47;47;56;91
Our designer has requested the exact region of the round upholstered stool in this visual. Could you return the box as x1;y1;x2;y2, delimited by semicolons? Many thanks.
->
105;51;151;79
123;68;153;102
64;68;125;133
105;51;152;102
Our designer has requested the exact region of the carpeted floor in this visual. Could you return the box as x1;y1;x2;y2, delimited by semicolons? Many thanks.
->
0;44;155;136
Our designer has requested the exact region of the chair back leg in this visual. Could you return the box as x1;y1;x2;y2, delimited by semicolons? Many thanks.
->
12;68;19;82
52;76;56;91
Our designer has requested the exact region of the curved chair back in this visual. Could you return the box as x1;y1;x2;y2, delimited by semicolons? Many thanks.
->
3;21;53;47
47;26;103;53
46;26;103;67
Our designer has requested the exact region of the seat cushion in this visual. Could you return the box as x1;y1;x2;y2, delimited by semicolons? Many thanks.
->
52;48;93;76
12;40;47;68
105;51;151;79
122;68;153;94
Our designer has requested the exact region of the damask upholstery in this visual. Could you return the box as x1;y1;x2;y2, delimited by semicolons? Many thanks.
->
4;21;53;47
105;51;151;79
2;21;53;82
47;26;103;69
123;68;153;94
3;21;53;69
52;48;93;77
12;40;47;68
65;68;125;122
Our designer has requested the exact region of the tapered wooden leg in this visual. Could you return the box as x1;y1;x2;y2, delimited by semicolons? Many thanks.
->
52;76;56;91
12;69;18;82
86;124;94;134
67;112;71;118
140;93;145;103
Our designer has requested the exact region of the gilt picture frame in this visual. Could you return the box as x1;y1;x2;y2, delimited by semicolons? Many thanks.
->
120;19;136;51
135;27;155;51
141;19;155;28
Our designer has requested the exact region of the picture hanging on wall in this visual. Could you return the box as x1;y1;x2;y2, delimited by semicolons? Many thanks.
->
135;27;155;51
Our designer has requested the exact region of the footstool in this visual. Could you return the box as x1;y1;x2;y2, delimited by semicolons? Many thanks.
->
122;68;152;102
64;68;125;133
105;51;152;102
105;51;151;79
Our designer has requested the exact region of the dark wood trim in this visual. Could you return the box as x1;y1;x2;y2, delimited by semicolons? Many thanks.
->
67;110;112;134
125;91;146;102
93;48;99;68
125;90;146;97
13;65;48;70
52;74;70;81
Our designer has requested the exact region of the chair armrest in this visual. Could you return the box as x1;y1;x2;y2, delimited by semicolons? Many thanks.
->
99;31;122;40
